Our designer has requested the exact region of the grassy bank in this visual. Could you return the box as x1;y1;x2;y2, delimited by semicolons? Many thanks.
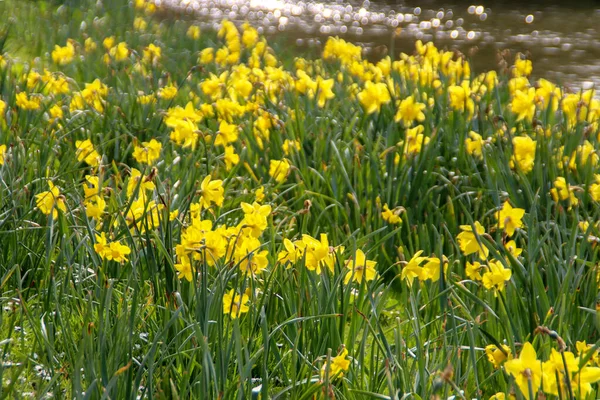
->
0;0;599;398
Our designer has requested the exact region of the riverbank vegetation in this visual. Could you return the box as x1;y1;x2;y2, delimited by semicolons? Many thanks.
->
1;0;599;398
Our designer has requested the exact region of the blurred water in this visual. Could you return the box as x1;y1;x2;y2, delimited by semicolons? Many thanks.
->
161;0;600;88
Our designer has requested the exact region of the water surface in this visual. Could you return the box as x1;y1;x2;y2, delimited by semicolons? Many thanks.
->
162;0;600;88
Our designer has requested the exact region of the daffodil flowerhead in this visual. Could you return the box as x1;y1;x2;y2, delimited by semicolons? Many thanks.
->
504;342;543;400
125;197;164;233
465;131;484;159
142;43;161;65
323;36;362;65
485;344;512;368
198;48;214;64
239;201;271;238
400;125;430;156
576;340;600;366
278;238;305;266
511;88;536;122
106;241;132;263
254;186;265;203
51;41;75;65
457;221;489;260
321;347;350;380
535;78;561;111
223;146;240;171
422;255;448;282
174;256;193;282
540;346;600;397
465;261;483;281
158;84;178;100
94;233;131;263
84;37;97;53
0;144;6;165
496;201;525;237
127;168;155;198
269;158;291;183
132;139;162;165
394;95;426;126
357;81;390;114
282;139;301;156
481;259;512;295
223;289;250;319
302;233;342;274
448;81;474;116
199;175;224;209
75;139;101;167
400;250;428;286
16;92;41;110
109;42;129;62
85;194;106;220
541;349;577;396
214;120;238;146
381;204;402;225
504;240;523;257
36;181;67;219
511;136;536;174
316;77;335;108
514;56;533;77
571;365;600;398
550;177;579;208
344;249;377;284
187;25;201;40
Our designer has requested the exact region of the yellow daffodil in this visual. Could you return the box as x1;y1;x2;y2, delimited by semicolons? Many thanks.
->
239;202;271;238
127;168;155;198
223;289;250;318
51;41;75;65
465;131;484;159
551;177;579;207
466;261;483;281
344;249;377;284
36;181;67;219
321;347;350;380
94;233;131;263
16;92;41;110
174;257;193;281
485;344;512;368
357;81;390;114
504;240;523;257
400;250;428;285
496;201;525;237
511;136;536;174
157;84;178;100
394;95;426;126
457;221;489;260
214;120;238;146
223;145;240;171
277;238;305;265
422;255;448;282
132;139;161;165
381;203;402;224
199;175;224;209
302;233;341;274
511;88;536;122
187;25;201;40
504;342;543;400
269;158;291;183
481;259;512;295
